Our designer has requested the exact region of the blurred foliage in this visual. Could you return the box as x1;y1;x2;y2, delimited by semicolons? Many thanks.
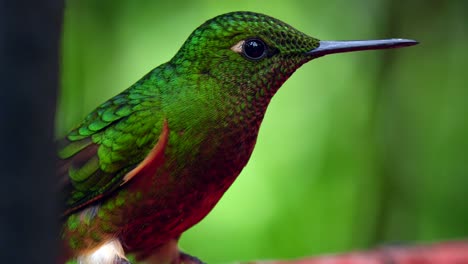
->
57;0;468;263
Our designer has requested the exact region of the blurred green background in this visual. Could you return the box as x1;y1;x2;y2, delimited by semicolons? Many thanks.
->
57;0;468;263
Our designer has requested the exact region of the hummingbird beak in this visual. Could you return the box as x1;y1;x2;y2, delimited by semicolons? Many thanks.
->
306;39;418;58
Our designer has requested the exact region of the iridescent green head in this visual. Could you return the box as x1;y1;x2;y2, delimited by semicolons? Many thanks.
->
172;12;318;94
172;11;417;98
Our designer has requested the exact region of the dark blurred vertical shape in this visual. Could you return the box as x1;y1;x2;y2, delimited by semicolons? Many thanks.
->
0;0;63;262
372;0;433;243
370;0;411;243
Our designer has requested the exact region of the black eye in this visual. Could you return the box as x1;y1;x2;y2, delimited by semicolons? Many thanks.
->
243;39;266;60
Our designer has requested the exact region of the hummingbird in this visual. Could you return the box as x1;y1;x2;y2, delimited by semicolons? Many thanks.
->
58;11;417;264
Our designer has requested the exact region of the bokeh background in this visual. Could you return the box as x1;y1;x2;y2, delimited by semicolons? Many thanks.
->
57;0;468;263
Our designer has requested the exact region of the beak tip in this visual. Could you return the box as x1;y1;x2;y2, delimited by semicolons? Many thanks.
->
391;38;419;47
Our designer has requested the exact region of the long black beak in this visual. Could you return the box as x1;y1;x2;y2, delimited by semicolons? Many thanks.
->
306;39;418;58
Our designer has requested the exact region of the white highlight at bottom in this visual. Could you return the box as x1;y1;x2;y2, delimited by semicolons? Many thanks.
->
78;239;126;264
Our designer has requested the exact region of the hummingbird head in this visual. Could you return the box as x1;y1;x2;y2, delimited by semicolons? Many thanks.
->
173;12;318;95
171;11;417;106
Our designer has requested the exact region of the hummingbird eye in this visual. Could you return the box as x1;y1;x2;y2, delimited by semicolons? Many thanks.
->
243;39;267;60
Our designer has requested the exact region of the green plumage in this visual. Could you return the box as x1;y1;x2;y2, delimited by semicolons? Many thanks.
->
58;11;416;264
59;70;164;212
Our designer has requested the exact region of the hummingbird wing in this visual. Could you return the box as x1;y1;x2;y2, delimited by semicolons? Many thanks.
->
58;84;168;217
